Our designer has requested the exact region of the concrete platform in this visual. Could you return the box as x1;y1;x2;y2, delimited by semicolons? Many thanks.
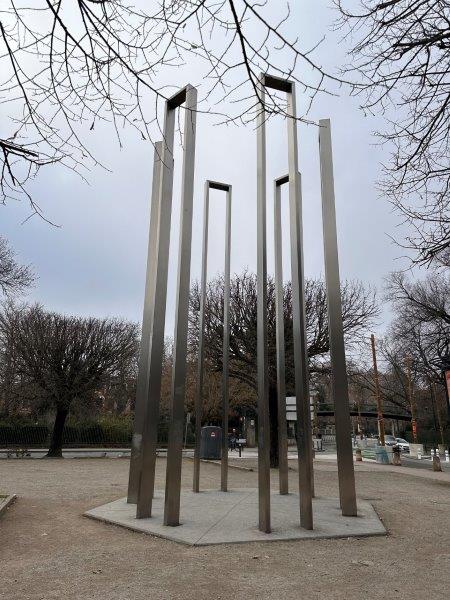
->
85;489;386;546
0;494;16;519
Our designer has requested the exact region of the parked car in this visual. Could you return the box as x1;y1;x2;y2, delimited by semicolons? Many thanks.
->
383;435;397;446
395;438;410;453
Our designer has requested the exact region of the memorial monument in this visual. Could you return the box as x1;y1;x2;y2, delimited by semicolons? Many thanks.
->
85;76;385;545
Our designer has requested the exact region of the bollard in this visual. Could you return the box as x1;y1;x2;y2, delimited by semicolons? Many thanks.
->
445;450;449;463
392;447;401;466
417;451;422;460
355;448;362;462
432;454;442;472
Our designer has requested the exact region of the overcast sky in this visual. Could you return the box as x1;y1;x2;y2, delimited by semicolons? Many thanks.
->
2;2;415;336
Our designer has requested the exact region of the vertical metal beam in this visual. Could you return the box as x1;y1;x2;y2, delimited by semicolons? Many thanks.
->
274;175;289;495
193;183;209;493
221;185;232;492
285;86;314;529
136;103;177;519
318;118;357;517
164;85;198;526
128;141;162;503
193;180;232;494
257;73;314;530
256;77;271;533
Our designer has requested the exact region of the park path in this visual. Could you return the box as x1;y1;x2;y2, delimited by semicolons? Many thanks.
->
0;457;449;600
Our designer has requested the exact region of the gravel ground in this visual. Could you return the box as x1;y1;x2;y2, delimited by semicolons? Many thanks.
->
0;457;449;600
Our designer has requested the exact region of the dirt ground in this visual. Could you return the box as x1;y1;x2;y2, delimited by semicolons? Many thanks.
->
0;457;449;600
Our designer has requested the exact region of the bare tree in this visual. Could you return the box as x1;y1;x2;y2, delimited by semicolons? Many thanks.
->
0;1;342;213
347;270;450;438
189;270;378;465
0;236;34;296
385;271;450;421
387;271;450;326
386;271;450;372
0;303;139;456
336;1;450;266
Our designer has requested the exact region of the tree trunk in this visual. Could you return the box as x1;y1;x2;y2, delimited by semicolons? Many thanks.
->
269;385;279;468
46;407;68;458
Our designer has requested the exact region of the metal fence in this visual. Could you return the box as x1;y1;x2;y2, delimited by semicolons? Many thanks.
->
0;420;199;449
0;422;131;448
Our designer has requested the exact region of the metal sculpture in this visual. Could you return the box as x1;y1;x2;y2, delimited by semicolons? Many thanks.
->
273;174;292;496
127;84;198;525
318;119;357;517
257;73;314;532
127;140;163;505
193;181;232;494
124;77;357;539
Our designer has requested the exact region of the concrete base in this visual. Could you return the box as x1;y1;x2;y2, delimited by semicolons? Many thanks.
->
85;489;386;546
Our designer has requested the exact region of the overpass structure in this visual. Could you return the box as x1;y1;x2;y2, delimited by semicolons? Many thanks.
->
317;410;411;422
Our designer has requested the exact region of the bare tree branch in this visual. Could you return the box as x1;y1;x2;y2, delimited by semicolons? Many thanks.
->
0;236;34;296
0;1;343;212
335;0;450;266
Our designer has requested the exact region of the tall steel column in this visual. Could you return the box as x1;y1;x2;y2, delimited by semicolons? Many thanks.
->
193;181;232;493
287;126;314;530
318;119;357;517
128;141;163;504
258;73;314;531
273;174;290;495
193;184;209;494
135;85;197;520
163;85;198;527
256;77;271;534
220;183;232;493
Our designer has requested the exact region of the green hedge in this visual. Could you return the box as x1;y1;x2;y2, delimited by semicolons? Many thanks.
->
0;424;48;447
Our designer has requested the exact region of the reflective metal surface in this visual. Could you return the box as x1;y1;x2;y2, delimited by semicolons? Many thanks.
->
136;97;176;518
256;76;271;534
274;174;290;495
163;85;198;526
193;181;232;493
128;141;162;504
193;184;209;494
318;119;357;517
258;73;314;531
135;86;197;522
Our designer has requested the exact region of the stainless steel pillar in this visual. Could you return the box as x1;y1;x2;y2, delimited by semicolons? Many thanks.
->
127;141;163;504
256;77;271;534
258;73;314;531
135;85;197;520
273;174;290;495
318;119;357;517
163;85;198;526
193;184;209;494
193;181;232;493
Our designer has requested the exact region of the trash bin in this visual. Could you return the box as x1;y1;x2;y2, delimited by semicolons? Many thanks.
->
200;426;222;460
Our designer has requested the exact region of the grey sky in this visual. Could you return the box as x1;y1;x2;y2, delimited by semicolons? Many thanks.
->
1;2;413;336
